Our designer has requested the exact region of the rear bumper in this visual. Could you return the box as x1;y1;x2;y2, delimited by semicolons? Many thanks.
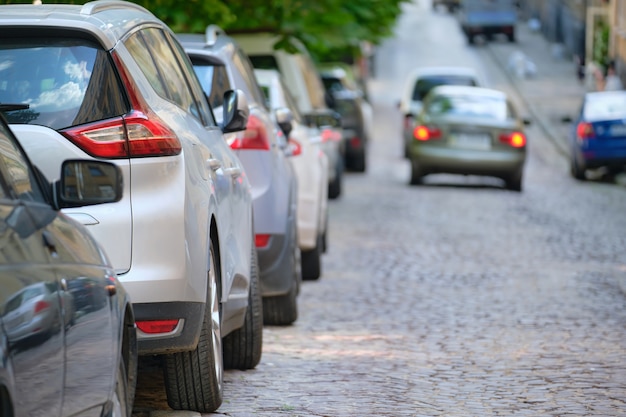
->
257;231;297;297
412;145;525;177
134;301;203;355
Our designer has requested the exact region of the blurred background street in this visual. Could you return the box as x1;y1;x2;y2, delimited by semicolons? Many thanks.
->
133;1;626;415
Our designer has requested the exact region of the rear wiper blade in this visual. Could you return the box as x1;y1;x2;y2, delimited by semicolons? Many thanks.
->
0;103;30;112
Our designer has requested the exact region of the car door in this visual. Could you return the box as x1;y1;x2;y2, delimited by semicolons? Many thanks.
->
45;184;118;416
0;119;64;417
186;52;254;290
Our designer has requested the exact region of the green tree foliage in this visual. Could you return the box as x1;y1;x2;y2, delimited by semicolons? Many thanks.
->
1;0;407;62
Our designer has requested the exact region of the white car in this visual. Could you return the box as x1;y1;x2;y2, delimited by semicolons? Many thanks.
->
231;33;345;199
0;2;261;413
399;66;483;157
255;68;330;280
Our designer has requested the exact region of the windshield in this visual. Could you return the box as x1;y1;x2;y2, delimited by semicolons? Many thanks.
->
427;94;509;120
412;75;478;101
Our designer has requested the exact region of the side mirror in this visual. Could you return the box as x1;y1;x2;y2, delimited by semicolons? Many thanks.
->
222;89;250;133
275;107;294;138
561;115;573;124
56;160;123;208
522;117;532;126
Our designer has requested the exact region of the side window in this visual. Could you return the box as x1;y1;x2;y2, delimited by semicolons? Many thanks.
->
233;49;267;106
191;58;232;125
125;32;167;98
165;32;216;126
127;28;199;118
0;121;44;203
295;55;326;109
280;79;303;124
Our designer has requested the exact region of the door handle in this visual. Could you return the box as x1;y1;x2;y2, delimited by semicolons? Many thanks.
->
206;158;222;171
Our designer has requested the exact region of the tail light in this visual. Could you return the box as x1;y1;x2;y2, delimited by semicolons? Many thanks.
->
499;131;526;148
576;122;595;140
255;234;270;248
61;52;182;159
136;319;180;334
413;125;441;141
61;110;182;158
231;115;270;150
33;300;50;314
321;128;342;142
287;138;302;156
350;136;362;148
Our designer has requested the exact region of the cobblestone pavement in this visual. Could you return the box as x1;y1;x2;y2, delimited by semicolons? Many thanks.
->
132;2;626;416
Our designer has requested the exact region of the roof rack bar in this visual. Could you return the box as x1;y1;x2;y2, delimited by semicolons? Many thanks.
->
205;25;226;46
80;0;151;16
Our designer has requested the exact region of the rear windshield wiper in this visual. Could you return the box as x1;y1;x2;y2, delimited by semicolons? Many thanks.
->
0;103;30;112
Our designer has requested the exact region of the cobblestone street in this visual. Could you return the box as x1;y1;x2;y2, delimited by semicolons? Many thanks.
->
132;2;626;416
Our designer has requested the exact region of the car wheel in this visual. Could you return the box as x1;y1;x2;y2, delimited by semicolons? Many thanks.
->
110;355;129;417
570;156;586;180
162;244;223;413
507;31;516;43
467;34;475;45
302;234;323;280
349;150;366;173
505;171;523;192
328;169;342;199
222;245;263;370
409;159;424;185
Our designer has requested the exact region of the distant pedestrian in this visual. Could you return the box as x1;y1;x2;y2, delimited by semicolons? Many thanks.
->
603;61;623;91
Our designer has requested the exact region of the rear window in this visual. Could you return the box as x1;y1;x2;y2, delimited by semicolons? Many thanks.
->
0;38;127;130
412;75;478;101
583;94;626;121
249;55;280;72
427;94;509;120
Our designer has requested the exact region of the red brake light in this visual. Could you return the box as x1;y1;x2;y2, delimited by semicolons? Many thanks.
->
255;234;270;248
61;111;182;158
413;125;441;141
576;122;595;139
499;131;526;148
136;319;180;334
321;128;342;142
231;115;270;150
33;300;50;314
288;138;302;156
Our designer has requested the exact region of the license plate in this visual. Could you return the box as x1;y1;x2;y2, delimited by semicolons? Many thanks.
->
609;124;626;136
450;133;491;150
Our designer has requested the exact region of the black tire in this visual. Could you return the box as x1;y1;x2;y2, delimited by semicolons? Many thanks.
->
348;151;366;172
467;34;475;45
222;246;263;370
263;283;297;326
571;157;586;180
301;234;322;280
507;31;516;43
505;171;523;192
111;355;130;417
162;245;223;413
409;159;424;185
328;172;342;199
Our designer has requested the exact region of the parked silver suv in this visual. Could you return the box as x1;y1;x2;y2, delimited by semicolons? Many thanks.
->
0;1;260;413
179;26;301;326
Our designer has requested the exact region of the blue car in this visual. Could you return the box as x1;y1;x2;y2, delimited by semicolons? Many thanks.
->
570;91;626;180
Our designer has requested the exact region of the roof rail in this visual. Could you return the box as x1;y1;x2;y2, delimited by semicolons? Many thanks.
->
205;25;226;46
80;0;151;16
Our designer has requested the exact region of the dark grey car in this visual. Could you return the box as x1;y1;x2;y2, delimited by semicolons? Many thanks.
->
0;112;137;417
